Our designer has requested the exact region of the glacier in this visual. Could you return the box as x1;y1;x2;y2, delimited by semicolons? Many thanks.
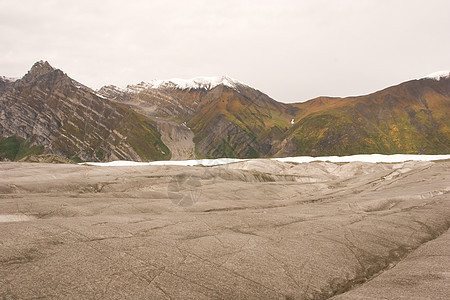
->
81;154;450;167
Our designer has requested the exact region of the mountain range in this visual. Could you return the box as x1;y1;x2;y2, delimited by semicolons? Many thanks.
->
1;61;449;162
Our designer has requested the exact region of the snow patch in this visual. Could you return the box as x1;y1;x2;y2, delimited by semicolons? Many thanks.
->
94;92;107;99
0;214;36;223
146;76;242;90
81;154;450;167
0;76;19;83
423;70;450;81
106;85;127;93
81;158;245;167
273;154;450;164
116;76;245;94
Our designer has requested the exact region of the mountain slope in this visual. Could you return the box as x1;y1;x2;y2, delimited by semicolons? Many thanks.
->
0;61;170;162
98;77;299;158
100;73;450;158
186;84;297;158
2;61;449;161
284;74;450;156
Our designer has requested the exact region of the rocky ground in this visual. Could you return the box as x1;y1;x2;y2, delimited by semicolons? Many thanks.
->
0;159;449;299
156;119;196;161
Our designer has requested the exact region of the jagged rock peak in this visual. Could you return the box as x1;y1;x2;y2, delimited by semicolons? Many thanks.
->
30;60;55;75
23;60;56;81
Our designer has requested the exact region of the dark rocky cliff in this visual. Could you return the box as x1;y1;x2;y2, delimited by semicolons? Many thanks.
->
0;61;170;162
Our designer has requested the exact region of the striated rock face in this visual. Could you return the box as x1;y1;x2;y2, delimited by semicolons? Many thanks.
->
289;76;450;156
98;79;298;158
99;73;450;158
2;61;450;161
0;61;170;162
156;120;196;160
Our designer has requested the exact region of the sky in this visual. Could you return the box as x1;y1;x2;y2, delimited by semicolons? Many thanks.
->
1;0;449;103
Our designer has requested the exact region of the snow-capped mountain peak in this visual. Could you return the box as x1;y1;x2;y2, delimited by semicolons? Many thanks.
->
423;70;450;81
96;75;249;102
150;75;242;90
125;75;245;93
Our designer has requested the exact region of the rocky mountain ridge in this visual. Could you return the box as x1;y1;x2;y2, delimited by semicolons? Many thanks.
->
98;70;450;158
0;61;170;162
288;74;450;155
1;61;449;161
97;74;298;158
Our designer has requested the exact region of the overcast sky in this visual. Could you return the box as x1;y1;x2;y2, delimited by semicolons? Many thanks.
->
1;0;449;102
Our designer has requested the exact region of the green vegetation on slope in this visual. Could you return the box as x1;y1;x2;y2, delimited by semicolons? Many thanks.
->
0;136;44;161
188;87;295;158
117;107;171;161
291;81;450;156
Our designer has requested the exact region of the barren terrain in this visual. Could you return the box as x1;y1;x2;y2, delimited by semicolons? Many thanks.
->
1;159;449;299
